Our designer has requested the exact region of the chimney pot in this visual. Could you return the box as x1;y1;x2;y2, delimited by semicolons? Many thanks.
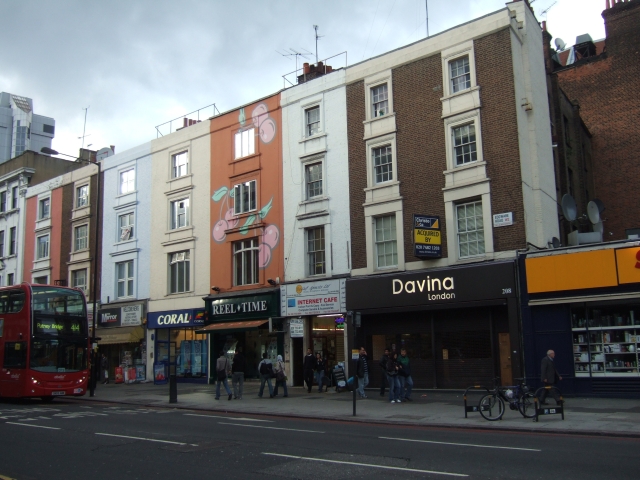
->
110;145;115;153
303;62;310;74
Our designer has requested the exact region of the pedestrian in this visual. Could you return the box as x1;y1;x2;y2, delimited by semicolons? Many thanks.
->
215;350;232;401
257;352;274;398
356;347;369;398
100;354;109;384
231;347;245;400
378;348;390;396
386;351;401;403
539;349;562;405
303;348;315;393
397;348;413;401
272;354;288;397
315;352;326;393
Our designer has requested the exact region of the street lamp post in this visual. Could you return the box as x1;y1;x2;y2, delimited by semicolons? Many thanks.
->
41;147;101;397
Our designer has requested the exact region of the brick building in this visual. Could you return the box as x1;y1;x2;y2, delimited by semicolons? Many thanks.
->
545;0;640;241
345;0;558;390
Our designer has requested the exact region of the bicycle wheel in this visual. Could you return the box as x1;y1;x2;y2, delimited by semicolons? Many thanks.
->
518;392;536;418
478;394;505;421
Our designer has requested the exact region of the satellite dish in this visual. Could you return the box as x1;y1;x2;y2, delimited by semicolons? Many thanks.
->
561;194;577;222
555;38;566;51
552;237;561;248
587;201;601;224
592;221;604;233
592;198;605;213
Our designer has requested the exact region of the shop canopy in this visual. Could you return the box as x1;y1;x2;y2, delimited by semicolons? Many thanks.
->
195;319;268;334
95;326;145;345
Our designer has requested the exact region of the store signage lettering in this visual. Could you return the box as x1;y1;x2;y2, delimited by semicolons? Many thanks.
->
392;276;455;301
211;300;267;315
281;279;346;317
413;215;442;258
493;212;513;227
101;312;118;323
157;313;192;325
148;309;205;329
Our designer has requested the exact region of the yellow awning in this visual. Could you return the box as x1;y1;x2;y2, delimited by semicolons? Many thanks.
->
96;326;144;345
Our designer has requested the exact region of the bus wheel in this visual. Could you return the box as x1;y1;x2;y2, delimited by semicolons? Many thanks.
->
41;396;55;403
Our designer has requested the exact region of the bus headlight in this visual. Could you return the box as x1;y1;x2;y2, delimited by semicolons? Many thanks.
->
31;377;41;385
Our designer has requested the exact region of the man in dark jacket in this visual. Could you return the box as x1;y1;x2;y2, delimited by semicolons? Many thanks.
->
397;348;413;401
539;349;562;404
379;348;389;396
303;348;315;393
356;347;369;398
231;348;245;400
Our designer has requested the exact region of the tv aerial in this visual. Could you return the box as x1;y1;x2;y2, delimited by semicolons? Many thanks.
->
277;48;313;76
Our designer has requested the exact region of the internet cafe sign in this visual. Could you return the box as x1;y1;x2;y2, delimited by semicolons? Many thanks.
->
280;278;346;317
98;304;143;328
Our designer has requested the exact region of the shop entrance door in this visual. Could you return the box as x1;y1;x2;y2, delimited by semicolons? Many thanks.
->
498;333;512;386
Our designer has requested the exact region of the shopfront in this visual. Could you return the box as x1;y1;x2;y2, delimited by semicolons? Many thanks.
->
280;279;347;386
147;308;208;384
346;261;520;390
201;289;281;382
96;302;146;382
521;243;640;396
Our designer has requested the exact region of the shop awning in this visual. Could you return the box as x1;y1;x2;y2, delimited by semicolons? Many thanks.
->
195;319;268;334
96;326;145;345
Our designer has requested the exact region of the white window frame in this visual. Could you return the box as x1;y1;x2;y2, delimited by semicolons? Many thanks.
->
452;123;478;167
170;197;190;230
234;128;255;160
449;56;471;94
455;200;486;259
38;197;50;220
119;168;135;194
371;83;389;118
306;227;326;276
365;134;398;188
441;41;477;98
171;150;189;179
36;234;50;260
118;212;135;242
74;224;89;251
233;238;259;286
11;186;18;210
305;105;321;137
75;184;89;208
116;260;135;298
0;191;6;213
169;251;190;294
72;269;88;293
304;162;323;200
0;230;4;258
444;111;484;171
9;227;16;255
374;214;398;269
233;180;257;215
364;73;394;121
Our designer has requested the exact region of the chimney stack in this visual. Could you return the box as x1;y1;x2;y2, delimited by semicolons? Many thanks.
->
602;0;640;57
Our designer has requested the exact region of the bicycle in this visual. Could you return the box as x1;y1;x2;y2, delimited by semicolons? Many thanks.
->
478;377;535;421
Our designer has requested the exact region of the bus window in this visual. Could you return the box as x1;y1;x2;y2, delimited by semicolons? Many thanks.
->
4;341;27;368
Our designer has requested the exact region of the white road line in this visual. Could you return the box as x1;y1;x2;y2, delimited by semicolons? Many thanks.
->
262;453;468;477
6;422;60;430
95;433;187;445
184;413;274;423
379;436;541;452
219;422;324;433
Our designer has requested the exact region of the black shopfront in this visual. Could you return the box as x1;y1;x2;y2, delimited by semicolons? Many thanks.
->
346;261;520;389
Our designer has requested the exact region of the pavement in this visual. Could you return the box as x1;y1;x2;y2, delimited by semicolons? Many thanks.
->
67;379;640;438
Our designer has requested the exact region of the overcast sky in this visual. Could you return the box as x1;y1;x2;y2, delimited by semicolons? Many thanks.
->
0;0;606;158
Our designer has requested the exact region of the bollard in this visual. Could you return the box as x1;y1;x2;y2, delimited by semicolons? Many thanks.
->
169;374;177;403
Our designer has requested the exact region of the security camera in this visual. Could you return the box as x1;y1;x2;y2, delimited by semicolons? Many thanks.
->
211;286;220;292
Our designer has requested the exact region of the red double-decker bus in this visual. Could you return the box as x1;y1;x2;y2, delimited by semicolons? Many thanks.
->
0;283;89;401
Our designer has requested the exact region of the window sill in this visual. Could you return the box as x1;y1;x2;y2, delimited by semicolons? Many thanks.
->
298;132;327;144
117;190;138;198
299;195;329;206
232;152;259;163
167;225;194;234
440;85;478;102
362;113;396;141
443;160;485;175
166;291;194;297
364;180;400;192
167;173;193;183
72;248;90;254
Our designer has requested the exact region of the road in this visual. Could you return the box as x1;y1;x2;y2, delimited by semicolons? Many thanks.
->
0;399;637;479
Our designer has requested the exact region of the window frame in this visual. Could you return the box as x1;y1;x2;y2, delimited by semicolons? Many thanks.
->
169;251;190;294
449;56;471;94
372;144;394;185
71;269;88;293
116;260;135;298
7;273;14;286
74;224;89;251
36;234;50;260
9;227;16;255
11;186;18;210
456;200;485;259
171;150;189;179
169;197;190;230
452;123;478;167
304;162;323;200
306;226;326;276
38;197;50;219
371;83;389;118
119;168;135;195
374;214;398;269
75;184;89;209
234;128;255;160
364;73;394;121
441;41;477;98
233;238;259;286
0;191;6;212
305;106;321;137
233;180;257;215
365;134;398;189
444;112;484;171
33;276;48;285
0;230;4;258
118;212;135;242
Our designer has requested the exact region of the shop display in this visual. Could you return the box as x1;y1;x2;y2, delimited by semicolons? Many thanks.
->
572;306;640;377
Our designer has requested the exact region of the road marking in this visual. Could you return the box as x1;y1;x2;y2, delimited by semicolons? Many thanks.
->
6;422;60;430
95;433;187;445
0;474;17;480
261;453;467;477
219;422;324;433
379;436;541;452
184;413;274;423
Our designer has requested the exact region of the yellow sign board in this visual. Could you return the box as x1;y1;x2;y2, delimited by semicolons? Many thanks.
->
414;228;441;245
616;247;640;285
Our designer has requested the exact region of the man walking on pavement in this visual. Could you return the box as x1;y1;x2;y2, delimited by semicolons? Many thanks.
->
539;349;562;405
215;351;233;401
303;348;315;393
258;352;275;398
231;347;245;399
379;348;389;396
100;354;109;384
397;348;413;401
357;347;369;399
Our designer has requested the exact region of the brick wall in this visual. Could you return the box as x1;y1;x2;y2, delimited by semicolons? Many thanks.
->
346;80;367;269
60;184;73;283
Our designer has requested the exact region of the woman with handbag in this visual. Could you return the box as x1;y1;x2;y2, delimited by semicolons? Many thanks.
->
272;355;288;397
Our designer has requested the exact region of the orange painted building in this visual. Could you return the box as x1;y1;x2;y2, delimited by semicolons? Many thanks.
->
203;93;285;377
